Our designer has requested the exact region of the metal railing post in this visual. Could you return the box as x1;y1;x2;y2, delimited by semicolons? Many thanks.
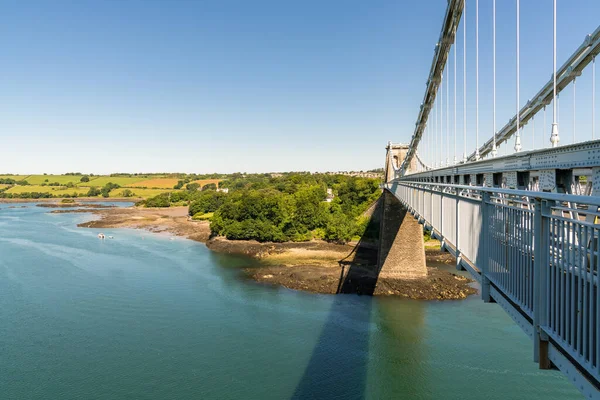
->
536;199;552;369
481;191;492;302
420;186;424;221
456;187;463;270
440;186;445;250
533;197;542;363
430;185;434;232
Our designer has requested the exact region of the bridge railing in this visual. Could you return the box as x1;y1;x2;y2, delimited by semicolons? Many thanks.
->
388;181;600;391
543;200;600;380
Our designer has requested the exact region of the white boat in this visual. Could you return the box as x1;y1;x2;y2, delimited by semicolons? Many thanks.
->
98;233;105;239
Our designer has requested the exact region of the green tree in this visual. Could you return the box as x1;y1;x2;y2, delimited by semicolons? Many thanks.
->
292;185;327;230
188;191;227;216
144;193;171;207
199;173;381;243
86;186;101;197
323;212;356;243
80;175;90;182
186;182;200;192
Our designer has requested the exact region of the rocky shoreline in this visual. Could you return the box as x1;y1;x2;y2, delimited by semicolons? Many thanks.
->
246;261;474;299
42;203;477;300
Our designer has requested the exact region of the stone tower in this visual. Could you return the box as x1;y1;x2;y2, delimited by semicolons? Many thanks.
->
384;142;416;182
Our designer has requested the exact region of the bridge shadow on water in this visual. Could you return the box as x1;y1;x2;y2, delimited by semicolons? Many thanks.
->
292;194;404;399
290;295;374;399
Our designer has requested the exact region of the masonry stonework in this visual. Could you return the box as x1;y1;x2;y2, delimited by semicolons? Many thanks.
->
377;191;427;279
385;143;417;182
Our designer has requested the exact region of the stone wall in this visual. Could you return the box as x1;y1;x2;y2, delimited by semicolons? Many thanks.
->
385;144;416;182
378;190;427;279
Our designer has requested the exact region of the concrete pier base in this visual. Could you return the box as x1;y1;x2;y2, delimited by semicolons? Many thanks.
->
378;190;427;279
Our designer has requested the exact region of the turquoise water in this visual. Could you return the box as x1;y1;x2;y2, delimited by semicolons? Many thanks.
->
0;204;582;399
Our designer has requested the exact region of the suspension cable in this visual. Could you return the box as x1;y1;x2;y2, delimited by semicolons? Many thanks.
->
573;78;576;143
463;0;467;163
438;75;441;167
441;72;444;166
532;115;535;150
593;57;596;140
427;120;430;166
492;0;497;157
514;0;522;152
475;0;480;160
429;121;432;166
433;85;440;168
454;42;457;164
550;0;559;147
425;119;428;166
438;71;444;168
446;63;450;166
544;106;547;148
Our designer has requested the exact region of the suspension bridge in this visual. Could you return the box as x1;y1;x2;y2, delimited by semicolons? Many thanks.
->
384;0;600;397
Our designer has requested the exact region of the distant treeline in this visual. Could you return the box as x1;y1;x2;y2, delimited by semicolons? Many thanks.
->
0;182;134;199
139;173;382;243
0;178;29;185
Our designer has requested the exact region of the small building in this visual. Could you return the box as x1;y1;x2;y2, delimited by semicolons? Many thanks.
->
325;188;334;202
217;187;229;194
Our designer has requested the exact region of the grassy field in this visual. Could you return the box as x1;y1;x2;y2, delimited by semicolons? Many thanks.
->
127;178;179;188
6;185;89;196
0;175;79;184
1;174;206;199
6;185;55;193
25;175;83;185
81;176;147;187
109;188;176;198
4;184;175;199
0;175;30;181
126;178;222;189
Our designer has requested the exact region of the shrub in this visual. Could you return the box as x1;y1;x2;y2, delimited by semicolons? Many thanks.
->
86;187;101;197
186;182;200;192
188;191;226;216
192;212;214;221
144;193;170;207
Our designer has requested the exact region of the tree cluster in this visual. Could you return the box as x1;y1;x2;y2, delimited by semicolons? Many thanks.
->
0;178;29;186
211;174;380;243
188;191;227;216
141;173;381;243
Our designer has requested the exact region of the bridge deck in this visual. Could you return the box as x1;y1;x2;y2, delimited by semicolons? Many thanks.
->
388;180;600;399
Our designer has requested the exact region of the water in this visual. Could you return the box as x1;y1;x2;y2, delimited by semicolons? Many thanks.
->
0;203;582;399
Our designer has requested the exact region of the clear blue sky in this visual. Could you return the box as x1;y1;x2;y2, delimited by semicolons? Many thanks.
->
0;0;598;174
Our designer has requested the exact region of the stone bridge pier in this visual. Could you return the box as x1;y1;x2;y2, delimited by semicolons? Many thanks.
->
378;142;426;279
378;190;427;279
